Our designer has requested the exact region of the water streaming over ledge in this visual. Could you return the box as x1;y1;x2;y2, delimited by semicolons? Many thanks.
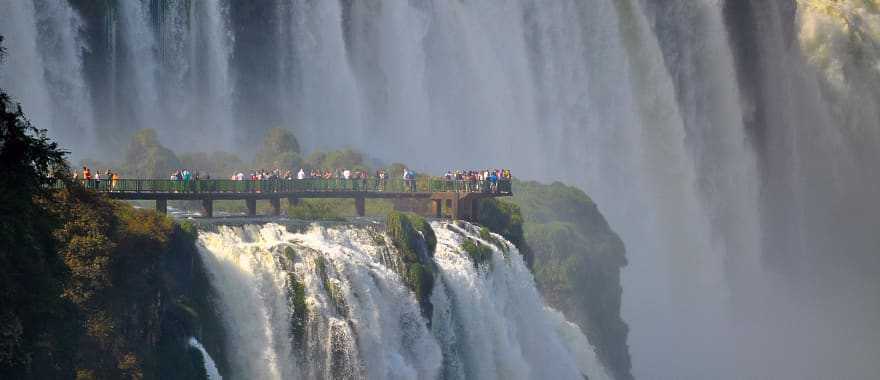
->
3;1;880;377
195;221;608;380
189;337;223;380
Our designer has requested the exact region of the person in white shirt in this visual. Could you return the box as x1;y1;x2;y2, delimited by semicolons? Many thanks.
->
297;168;305;180
343;169;351;180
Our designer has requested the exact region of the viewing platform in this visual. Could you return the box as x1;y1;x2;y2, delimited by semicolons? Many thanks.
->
58;178;512;220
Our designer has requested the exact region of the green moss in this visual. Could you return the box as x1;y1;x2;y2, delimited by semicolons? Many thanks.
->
313;256;347;315
411;215;437;255
288;200;346;221
462;238;493;267
371;231;386;247
385;211;437;321
479;226;508;255
288;273;308;347
478;199;530;265
483;179;631;380
405;263;434;305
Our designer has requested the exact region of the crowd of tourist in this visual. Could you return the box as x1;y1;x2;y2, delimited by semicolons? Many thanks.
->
72;165;121;189
226;167;413;191
71;165;511;194
443;169;511;193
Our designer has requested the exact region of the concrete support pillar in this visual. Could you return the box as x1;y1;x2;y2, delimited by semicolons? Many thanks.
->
156;199;167;214
202;199;214;218
246;198;257;217
470;199;480;222
269;197;281;216
450;194;460;220
432;199;442;218
355;197;366;217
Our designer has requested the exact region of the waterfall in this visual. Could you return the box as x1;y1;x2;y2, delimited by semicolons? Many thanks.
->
0;0;53;133
0;0;95;153
116;0;162;132
189;337;223;380
196;222;606;379
4;0;880;377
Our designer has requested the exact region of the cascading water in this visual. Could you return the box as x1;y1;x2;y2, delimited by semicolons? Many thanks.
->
117;0;162;133
196;222;607;380
0;0;94;152
3;0;880;378
189;337;223;380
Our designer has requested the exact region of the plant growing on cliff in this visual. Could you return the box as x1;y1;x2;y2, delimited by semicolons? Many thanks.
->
479;180;632;380
385;211;437;321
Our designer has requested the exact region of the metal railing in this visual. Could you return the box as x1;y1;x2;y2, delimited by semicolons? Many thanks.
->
56;178;512;195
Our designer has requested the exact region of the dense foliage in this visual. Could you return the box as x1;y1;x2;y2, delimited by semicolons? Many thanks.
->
303;148;368;171
0;87;217;379
0;87;71;379
479;180;632;380
123;129;182;178
253;127;302;170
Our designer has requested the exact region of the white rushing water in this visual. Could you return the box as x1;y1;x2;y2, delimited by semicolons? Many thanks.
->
196;222;606;380
189;337;223;380
4;1;880;377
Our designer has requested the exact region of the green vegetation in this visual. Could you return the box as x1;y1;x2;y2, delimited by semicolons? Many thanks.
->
479;180;631;380
286;198;395;220
178;151;243;178
0;89;223;379
253;127;302;170
282;247;308;347
123;129;182;178
385;211;436;321
304;148;368;171
461;238;493;267
288;200;346;221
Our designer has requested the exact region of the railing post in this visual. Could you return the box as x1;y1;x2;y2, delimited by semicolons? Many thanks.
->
355;197;365;217
246;198;257;217
270;197;281;216
432;199;442;218
156;199;167;214
202;199;213;218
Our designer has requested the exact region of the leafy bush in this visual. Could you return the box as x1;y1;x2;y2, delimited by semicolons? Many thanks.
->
254;127;302;170
123;129;181;178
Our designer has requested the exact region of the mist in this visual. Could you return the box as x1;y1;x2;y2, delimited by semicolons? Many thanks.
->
1;0;879;378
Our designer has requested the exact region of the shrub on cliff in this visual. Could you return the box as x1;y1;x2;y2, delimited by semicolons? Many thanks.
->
479;180;632;380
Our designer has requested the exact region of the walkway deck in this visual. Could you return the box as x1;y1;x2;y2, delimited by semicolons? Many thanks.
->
60;178;512;219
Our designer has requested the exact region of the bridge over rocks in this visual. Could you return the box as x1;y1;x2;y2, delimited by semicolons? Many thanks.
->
60;178;512;219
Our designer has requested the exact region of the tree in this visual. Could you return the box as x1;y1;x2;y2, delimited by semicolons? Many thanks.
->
253;127;302;170
0;87;74;378
304;148;367;171
179;151;243;178
122;129;181;178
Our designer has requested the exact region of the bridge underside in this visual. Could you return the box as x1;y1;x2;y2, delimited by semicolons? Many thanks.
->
111;191;499;220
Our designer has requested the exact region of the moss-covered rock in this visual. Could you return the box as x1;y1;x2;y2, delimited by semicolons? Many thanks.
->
462;238;493;267
479;180;631;380
385;211;437;321
287;272;308;347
